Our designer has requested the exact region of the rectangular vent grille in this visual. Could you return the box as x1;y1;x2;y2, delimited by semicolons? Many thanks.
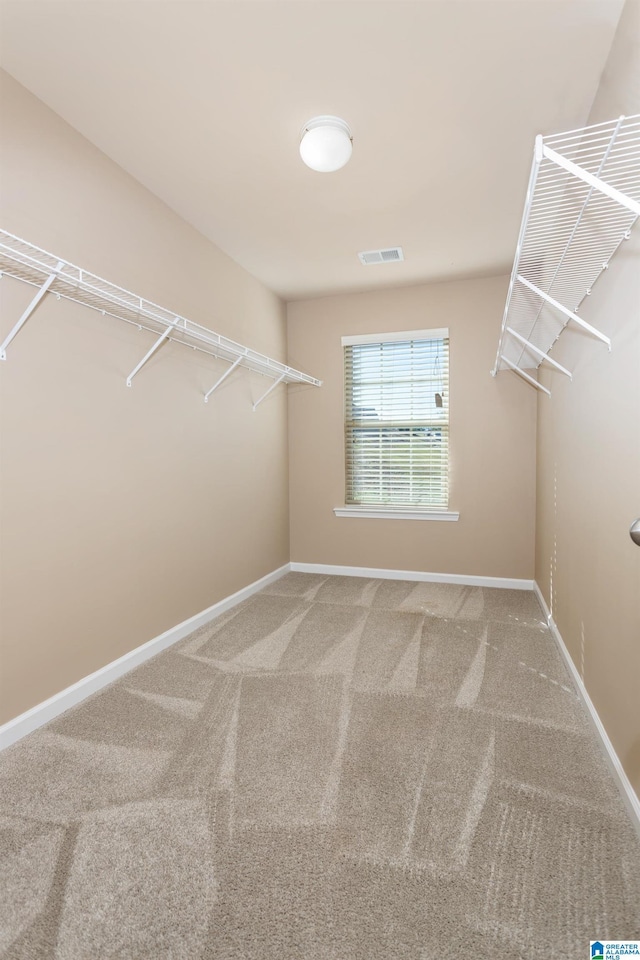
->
358;246;404;265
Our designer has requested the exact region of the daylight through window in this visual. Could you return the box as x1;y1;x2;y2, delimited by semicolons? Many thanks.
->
343;329;449;508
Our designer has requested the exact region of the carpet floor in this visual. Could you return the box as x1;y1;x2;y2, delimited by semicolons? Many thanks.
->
1;573;639;959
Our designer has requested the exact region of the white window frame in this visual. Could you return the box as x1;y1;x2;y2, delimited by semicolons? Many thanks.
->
335;328;459;521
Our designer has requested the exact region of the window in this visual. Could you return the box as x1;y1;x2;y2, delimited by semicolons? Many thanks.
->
341;329;452;517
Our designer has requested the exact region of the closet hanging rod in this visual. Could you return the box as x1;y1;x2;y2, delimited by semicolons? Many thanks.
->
0;229;322;398
500;356;551;396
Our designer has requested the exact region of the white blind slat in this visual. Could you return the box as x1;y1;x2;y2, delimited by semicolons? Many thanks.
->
344;334;449;508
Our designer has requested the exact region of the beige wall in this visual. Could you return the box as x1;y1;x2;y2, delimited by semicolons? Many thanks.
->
288;275;537;578
0;72;291;723
535;0;640;794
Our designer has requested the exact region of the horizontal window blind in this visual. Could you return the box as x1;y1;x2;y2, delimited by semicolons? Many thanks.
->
344;333;449;508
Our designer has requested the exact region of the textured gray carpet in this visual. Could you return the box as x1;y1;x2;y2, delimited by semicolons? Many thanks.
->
1;573;639;959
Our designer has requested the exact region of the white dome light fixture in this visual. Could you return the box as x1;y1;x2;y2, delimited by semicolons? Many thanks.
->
300;116;353;173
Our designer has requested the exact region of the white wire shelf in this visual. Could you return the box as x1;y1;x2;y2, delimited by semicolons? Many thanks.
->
0;229;322;408
492;114;640;393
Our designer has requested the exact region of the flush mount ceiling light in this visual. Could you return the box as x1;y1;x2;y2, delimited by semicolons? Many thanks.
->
300;116;353;172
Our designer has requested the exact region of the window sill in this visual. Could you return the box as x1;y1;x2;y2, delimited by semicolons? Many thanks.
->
333;506;460;521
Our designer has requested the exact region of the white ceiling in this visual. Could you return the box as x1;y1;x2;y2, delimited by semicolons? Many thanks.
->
0;0;624;300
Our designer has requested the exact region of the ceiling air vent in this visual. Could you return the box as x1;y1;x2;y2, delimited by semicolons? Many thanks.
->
358;246;404;265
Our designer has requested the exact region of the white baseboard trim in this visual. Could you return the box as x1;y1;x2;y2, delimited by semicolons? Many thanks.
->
0;563;290;753
533;581;640;834
290;561;533;591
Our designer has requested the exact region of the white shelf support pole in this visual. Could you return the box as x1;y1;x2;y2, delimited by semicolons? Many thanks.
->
0;261;64;360
126;319;180;387
506;327;572;378
203;354;244;402
500;355;551;396
542;144;640;217
516;275;611;349
252;372;286;411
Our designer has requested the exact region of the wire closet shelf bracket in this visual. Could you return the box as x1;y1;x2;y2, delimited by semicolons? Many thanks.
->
492;114;640;395
0;230;322;409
